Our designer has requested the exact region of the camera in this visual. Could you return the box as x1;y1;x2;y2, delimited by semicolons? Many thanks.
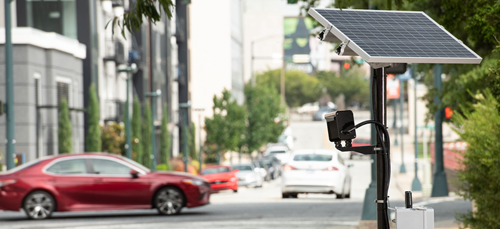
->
325;110;356;148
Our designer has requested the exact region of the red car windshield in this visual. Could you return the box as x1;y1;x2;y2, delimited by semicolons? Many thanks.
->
202;167;231;175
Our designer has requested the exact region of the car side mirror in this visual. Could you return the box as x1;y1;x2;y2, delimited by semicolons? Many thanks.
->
130;169;140;178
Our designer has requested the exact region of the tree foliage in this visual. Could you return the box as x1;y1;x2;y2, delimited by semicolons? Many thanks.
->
316;69;370;107
132;95;143;163
188;124;197;159
142;101;152;168
108;0;175;38
86;84;101;152
205;89;247;158
452;90;500;228
101;122;125;155
243;84;285;154
160;104;172;171
58;99;72;154
256;69;322;107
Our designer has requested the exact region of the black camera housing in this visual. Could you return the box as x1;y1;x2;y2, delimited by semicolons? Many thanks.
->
325;110;356;144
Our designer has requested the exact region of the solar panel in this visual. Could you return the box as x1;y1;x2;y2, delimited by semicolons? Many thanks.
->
309;9;482;64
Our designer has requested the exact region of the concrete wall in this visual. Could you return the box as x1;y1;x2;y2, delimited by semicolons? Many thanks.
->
0;44;84;162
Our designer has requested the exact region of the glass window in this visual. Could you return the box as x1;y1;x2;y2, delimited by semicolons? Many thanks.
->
57;82;69;106
91;159;131;175
270;151;286;154
26;0;77;39
46;159;87;174
202;167;231;175
232;165;253;171
293;154;333;162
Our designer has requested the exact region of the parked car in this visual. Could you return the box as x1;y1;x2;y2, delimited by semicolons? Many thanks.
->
262;155;282;177
264;143;292;165
312;106;337;121
349;138;371;159
281;149;352;199
232;164;263;188
201;165;238;193
0;153;210;219
252;161;271;181
297;102;319;114
257;158;279;180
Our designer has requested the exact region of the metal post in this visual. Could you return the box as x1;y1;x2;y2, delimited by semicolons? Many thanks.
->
431;64;448;197
145;90;161;171
399;80;406;173
5;0;15;170
183;110;188;172
374;67;389;229
251;41;255;86
281;53;285;103
125;77;132;159
361;68;377;221
393;99;398;146
194;108;204;174
179;102;191;173
151;96;157;171
412;65;422;191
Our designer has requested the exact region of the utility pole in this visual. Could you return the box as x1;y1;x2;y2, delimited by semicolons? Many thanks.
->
146;90;161;171
431;64;448;197
412;65;422;191
360;69;377;222
179;102;191;172
4;0;15;169
176;0;190;167
193;108;205;174
117;64;138;159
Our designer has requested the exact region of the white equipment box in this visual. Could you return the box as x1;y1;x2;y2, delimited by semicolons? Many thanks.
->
394;207;434;229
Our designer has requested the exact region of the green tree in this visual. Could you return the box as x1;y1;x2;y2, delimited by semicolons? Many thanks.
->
58;99;72;154
132;95;143;163
160;104;172;171
86;84;101;152
205;89;247;160
142;101;152;168
101;122;125;156
256;69;322;107
243;84;285;154
188;124;197;159
316;69;370;107
453;90;500;228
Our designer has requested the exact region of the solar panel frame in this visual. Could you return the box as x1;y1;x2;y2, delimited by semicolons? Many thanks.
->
309;8;482;64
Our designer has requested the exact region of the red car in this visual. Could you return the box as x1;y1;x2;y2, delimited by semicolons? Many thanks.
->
202;165;238;193
0;153;210;219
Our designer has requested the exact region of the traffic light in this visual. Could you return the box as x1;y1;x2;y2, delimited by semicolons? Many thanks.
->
445;107;453;119
344;62;350;69
287;0;298;3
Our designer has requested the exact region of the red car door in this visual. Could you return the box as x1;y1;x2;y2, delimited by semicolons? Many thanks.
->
88;158;151;208
45;158;96;210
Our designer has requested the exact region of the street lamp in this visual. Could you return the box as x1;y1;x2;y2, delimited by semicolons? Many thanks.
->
179;101;191;172
193;108;205;174
145;89;162;171
117;63;138;159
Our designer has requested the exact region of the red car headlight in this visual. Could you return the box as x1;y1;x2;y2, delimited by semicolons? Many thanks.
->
182;179;204;186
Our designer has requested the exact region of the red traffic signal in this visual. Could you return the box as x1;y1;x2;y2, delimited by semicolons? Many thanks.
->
445;107;453;119
344;62;350;69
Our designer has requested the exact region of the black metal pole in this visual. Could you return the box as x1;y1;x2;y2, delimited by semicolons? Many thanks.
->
374;67;389;229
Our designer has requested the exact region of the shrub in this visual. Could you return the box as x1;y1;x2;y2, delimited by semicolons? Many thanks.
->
101;122;125;156
86;84;101;151
58;99;72;154
453;90;500;228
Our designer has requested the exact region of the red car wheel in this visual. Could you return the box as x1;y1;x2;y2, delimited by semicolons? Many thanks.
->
23;191;55;220
155;187;185;215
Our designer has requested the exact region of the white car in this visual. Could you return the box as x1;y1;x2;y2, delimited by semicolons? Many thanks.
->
281;149;352;199
264;143;292;165
232;164;263;188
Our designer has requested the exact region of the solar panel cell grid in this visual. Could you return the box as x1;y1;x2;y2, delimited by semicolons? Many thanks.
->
313;9;479;60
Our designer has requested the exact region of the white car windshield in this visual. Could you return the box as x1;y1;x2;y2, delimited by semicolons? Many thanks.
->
293;154;332;161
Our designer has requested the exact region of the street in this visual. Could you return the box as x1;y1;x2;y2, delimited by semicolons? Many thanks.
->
0;119;470;229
